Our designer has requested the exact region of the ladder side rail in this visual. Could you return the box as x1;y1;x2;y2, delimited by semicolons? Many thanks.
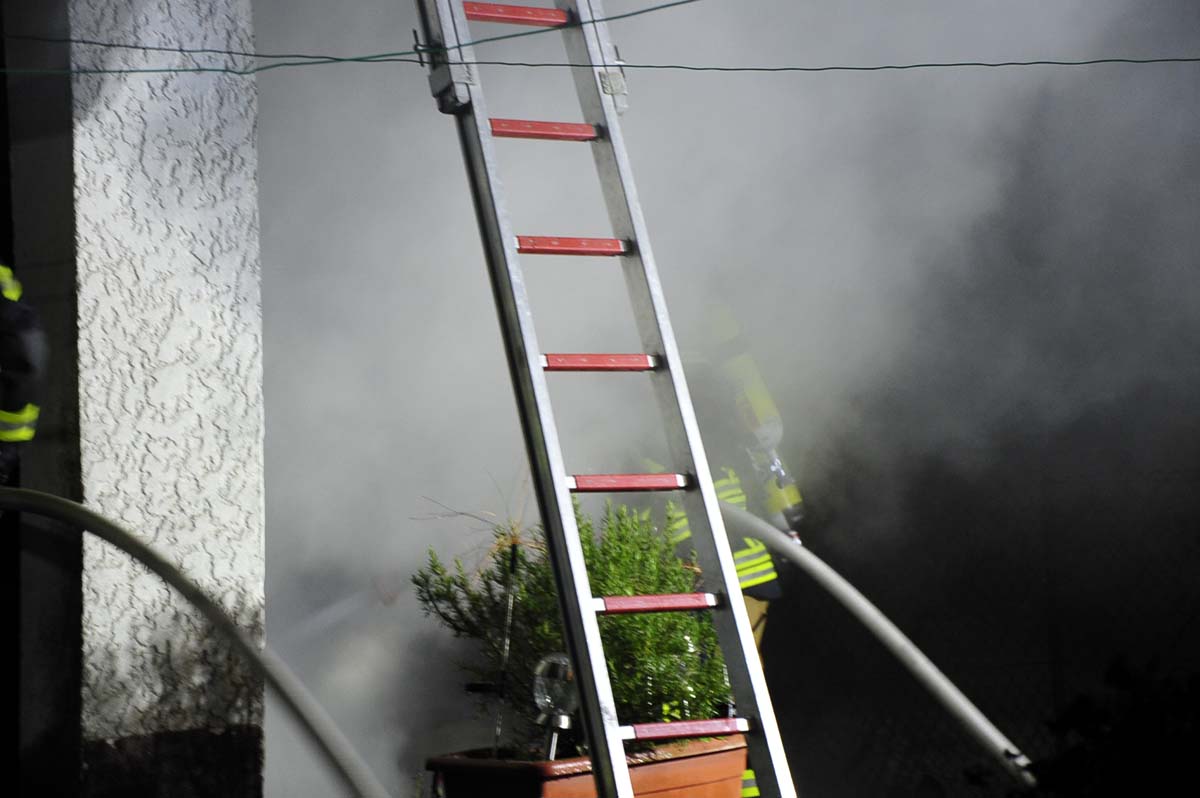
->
554;2;796;796
416;3;632;796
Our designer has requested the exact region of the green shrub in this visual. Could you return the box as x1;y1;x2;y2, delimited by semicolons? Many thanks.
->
412;502;731;755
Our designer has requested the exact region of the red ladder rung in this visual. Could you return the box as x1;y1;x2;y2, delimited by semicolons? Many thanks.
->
463;2;569;27
491;118;599;142
517;236;627;256
620;718;751;741
542;353;656;372
565;473;687;492
596;593;718;615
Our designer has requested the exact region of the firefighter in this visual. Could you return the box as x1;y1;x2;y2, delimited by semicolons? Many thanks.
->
0;263;47;486
668;303;806;798
674;303;806;645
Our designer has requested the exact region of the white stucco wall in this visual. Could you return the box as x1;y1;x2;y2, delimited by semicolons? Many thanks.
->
69;0;264;741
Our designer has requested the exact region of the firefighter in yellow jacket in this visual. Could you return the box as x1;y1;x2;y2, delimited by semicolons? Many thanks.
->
0;264;46;486
664;303;806;798
667;303;806;649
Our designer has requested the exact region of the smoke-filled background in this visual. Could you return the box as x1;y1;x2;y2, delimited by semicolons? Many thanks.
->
251;1;1199;795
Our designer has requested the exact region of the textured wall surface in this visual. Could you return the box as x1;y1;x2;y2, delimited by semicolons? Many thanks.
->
69;0;264;742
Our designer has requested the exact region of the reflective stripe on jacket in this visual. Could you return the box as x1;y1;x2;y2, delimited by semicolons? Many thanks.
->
0;403;39;442
0;265;22;302
742;768;760;797
666;467;778;590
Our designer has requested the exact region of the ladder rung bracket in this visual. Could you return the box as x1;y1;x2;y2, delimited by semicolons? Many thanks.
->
516;236;627;256
463;2;569;27
596;593;718;615
620;718;752;742
565;473;687;492
542;353;656;372
491;118;599;141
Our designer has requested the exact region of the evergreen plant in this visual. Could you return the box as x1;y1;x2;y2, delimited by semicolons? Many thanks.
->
412;502;732;756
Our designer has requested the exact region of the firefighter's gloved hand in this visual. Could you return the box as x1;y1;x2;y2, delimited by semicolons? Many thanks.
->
780;502;807;536
0;442;20;487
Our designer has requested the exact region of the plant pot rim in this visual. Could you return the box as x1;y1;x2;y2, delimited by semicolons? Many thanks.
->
426;734;747;779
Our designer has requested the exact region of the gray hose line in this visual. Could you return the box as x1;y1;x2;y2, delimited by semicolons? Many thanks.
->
719;502;1038;789
2;487;393;798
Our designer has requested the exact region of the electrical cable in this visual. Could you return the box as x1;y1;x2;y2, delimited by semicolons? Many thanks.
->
718;501;1040;790
448;55;1200;72
5;34;334;62
4;51;1195;78
1;487;393;798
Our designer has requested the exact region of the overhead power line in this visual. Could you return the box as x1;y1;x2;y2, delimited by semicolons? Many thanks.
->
435;55;1200;73
3;52;1196;78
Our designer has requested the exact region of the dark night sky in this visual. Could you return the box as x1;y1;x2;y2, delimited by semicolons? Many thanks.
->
251;1;1200;794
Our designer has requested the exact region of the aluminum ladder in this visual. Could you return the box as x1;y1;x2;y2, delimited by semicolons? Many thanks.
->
414;2;796;796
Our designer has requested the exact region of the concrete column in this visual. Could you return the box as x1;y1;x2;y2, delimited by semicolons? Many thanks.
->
66;1;265;792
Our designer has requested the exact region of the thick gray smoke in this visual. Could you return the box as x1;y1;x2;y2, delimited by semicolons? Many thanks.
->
756;2;1200;554
250;0;1197;794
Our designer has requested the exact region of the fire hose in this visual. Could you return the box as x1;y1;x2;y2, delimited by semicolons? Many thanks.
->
719;501;1038;789
2;487;393;798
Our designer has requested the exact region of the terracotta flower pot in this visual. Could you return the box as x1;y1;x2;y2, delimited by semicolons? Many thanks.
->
426;735;748;797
